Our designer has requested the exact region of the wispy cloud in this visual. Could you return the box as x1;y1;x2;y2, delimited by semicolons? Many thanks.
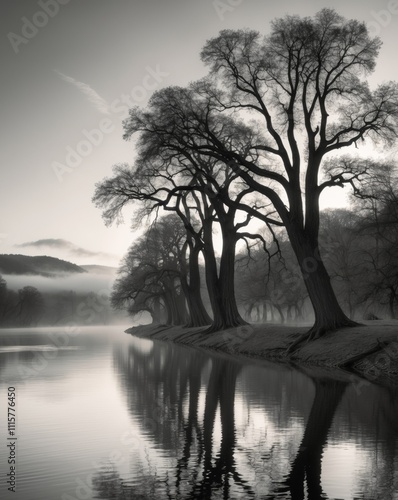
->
55;70;110;115
15;239;113;260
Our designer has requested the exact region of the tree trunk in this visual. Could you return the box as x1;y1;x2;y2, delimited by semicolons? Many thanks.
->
163;280;188;326
162;294;173;325
288;228;359;342
262;301;268;322
175;285;189;324
152;296;162;323
272;302;285;324
181;246;212;327
388;287;397;320
202;220;246;332
218;229;247;329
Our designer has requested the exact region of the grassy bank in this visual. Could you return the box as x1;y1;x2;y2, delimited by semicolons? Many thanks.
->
126;320;398;387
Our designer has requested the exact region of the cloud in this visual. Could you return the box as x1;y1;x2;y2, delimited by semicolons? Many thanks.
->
15;239;114;260
55;70;110;115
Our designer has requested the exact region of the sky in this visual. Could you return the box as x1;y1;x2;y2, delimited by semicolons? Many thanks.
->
1;0;397;267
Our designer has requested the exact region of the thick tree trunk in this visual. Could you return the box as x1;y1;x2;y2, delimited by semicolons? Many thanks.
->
163;281;188;326
202;221;246;332
287;228;359;345
217;229;247;329
180;247;212;327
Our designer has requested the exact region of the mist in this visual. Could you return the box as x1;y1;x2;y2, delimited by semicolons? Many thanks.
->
0;268;130;328
2;270;116;295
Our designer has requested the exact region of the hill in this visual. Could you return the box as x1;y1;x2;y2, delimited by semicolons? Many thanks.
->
80;265;117;275
0;254;87;277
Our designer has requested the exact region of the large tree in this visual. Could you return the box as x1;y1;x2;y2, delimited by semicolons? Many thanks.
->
120;8;397;343
94;124;274;330
197;9;398;341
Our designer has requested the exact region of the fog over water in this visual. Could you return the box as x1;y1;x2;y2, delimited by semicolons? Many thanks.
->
2;270;117;294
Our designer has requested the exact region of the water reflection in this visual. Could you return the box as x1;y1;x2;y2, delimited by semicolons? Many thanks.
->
110;338;398;499
271;378;348;499
1;327;397;499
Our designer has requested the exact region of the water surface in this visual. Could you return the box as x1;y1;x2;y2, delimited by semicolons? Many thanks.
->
0;326;397;499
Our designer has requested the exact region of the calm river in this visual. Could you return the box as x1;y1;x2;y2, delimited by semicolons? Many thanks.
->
0;325;397;499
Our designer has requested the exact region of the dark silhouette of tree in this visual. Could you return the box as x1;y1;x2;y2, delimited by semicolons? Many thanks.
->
0;275;19;326
98;8;398;345
235;240;308;324
112;216;190;325
319;209;367;318
197;9;397;342
94;125;274;330
0;275;8;324
269;377;348;500
192;360;255;499
352;168;398;318
17;286;44;326
113;340;256;499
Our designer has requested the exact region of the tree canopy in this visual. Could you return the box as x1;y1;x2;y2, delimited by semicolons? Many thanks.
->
95;8;398;343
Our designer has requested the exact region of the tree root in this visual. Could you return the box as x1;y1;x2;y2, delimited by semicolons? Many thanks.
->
286;320;362;356
338;338;390;368
285;330;319;355
202;318;249;335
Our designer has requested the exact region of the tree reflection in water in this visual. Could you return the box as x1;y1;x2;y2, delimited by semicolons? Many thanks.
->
269;378;348;500
89;338;398;499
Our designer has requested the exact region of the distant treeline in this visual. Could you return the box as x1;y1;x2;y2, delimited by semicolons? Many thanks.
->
236;204;398;323
0;275;122;327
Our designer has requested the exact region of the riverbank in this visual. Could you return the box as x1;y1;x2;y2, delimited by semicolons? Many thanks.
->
126;320;398;387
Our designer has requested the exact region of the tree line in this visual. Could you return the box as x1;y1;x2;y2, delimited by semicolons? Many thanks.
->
236;173;398;323
0;276;118;327
94;9;398;342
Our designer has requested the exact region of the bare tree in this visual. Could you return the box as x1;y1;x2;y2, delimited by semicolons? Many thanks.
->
112;215;193;326
119;8;397;344
196;9;398;342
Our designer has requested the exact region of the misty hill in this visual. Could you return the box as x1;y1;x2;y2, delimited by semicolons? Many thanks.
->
80;265;117;275
0;254;87;277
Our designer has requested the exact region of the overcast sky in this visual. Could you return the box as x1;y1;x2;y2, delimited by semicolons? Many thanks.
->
1;0;397;266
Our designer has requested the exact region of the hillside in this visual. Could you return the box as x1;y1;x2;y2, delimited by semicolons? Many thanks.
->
80;265;117;275
0;254;86;277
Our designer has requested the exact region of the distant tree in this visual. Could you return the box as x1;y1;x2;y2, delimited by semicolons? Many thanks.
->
41;290;77;325
112;216;191;325
319;209;367;318
17;286;44;326
352;167;398;318
0;275;8;324
236;239;308;323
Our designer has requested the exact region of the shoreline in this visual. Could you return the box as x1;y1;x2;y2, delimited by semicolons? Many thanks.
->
126;320;398;388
